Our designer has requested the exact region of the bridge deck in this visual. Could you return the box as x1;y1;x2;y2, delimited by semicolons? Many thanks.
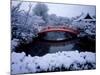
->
38;26;79;35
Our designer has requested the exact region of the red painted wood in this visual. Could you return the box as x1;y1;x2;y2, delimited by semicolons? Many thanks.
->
38;26;79;35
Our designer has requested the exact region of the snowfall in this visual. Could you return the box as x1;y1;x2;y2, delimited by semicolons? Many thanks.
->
11;51;96;74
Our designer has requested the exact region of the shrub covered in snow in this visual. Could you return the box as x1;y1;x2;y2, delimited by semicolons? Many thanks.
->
84;24;96;35
11;51;96;74
11;39;20;51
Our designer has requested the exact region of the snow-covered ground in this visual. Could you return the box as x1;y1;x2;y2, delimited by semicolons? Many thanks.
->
11;51;96;74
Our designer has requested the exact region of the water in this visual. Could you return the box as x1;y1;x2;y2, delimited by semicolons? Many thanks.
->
15;32;95;56
44;32;68;41
49;41;76;53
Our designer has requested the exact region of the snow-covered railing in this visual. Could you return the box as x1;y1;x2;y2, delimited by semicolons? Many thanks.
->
11;51;96;74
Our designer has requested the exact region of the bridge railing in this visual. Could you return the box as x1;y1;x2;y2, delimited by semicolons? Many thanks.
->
40;25;78;32
38;25;80;35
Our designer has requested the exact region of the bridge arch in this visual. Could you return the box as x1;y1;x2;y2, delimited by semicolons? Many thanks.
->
37;26;80;41
38;26;79;35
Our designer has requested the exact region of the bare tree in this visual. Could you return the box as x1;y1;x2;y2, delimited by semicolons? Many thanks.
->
24;3;32;26
11;2;22;39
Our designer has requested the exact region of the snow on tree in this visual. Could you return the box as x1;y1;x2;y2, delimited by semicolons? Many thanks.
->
31;15;45;26
71;13;96;37
11;39;20;51
46;14;59;25
33;3;48;22
57;16;72;25
11;2;22;25
47;14;71;26
11;3;42;44
11;2;22;39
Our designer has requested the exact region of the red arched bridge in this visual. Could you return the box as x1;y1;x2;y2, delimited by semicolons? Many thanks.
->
38;26;80;35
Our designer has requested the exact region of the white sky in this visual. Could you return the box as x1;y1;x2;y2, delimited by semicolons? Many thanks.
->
12;1;96;18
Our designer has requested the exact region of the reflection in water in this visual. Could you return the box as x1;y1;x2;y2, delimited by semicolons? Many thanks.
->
15;32;95;56
15;38;79;56
49;43;75;53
